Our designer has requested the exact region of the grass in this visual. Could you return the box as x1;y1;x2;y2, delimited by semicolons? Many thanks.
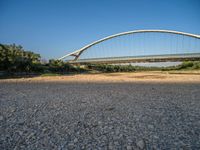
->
166;70;200;75
41;73;62;77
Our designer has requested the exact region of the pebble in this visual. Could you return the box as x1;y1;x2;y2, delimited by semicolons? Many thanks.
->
0;116;3;121
148;124;154;129
36;121;41;125
18;119;25;125
10;107;16;113
18;130;23;136
74;138;78;143
108;143;114;149
153;135;159;139
115;128;120;135
42;128;48;133
126;145;132;150
68;143;75;149
136;140;145;149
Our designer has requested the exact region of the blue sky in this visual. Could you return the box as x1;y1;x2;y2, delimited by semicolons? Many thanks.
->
0;0;200;59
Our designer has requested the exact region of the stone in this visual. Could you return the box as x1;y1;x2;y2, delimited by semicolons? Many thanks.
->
10;107;16;113
126;145;132;150
136;139;145;149
108;143;114;149
18;130;23;136
115;128;120;135
153;135;159;139
36;121;41;125
18;119;25;125
0;116;3;121
68;143;75;149
148;124;154;129
74;138;78;143
42;128;48;132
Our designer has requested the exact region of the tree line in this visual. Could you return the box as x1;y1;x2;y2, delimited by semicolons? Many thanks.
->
0;43;199;76
0;43;83;74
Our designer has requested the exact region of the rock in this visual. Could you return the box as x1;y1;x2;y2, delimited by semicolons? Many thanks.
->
114;141;119;146
18;130;23;136
68;143;75;149
136;139;145;149
105;107;115;111
42;128;48;133
36;121;41;125
10;107;16;113
148;124;154;129
74;138;78;143
108;143;114;149
98;121;102;125
115;128;120;135
18;119;25;125
27;132;35;139
126;145;132;150
153;135;159;139
0;116;3;121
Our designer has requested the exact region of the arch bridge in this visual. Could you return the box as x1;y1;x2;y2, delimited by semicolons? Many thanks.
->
59;30;200;64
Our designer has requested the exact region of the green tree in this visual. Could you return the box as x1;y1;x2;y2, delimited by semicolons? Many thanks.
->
0;43;41;73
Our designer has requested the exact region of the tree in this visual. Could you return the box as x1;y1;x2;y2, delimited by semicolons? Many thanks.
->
0;43;41;72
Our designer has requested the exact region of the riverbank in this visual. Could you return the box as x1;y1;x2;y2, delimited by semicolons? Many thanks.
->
1;71;200;83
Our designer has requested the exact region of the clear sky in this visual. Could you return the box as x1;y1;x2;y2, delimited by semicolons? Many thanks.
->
0;0;200;59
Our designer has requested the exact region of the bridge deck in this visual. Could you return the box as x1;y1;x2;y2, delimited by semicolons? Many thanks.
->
68;53;200;64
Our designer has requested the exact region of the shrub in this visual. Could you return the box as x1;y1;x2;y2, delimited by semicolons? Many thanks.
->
178;61;194;69
86;64;136;72
0;43;42;73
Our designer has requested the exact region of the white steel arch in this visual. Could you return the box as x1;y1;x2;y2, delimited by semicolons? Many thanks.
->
58;29;200;61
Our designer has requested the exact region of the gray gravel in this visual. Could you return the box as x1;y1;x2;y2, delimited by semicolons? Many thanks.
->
0;82;200;149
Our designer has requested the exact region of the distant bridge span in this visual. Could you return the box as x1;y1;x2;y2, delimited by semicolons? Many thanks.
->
59;29;200;64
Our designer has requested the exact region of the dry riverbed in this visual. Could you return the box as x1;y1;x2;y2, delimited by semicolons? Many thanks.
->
1;71;200;83
0;72;200;149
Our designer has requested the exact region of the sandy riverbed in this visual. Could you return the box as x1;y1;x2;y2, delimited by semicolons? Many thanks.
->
1;71;200;83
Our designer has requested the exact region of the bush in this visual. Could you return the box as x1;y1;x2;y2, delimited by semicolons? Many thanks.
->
178;61;194;69
161;61;200;71
47;59;87;73
0;43;42;73
86;64;136;72
192;61;200;69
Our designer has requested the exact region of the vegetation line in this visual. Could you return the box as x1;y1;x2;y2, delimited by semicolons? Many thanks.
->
0;43;200;78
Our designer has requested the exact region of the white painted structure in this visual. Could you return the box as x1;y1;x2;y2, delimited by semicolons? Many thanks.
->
58;29;200;61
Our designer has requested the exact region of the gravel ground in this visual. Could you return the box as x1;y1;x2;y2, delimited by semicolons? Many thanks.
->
0;81;200;149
